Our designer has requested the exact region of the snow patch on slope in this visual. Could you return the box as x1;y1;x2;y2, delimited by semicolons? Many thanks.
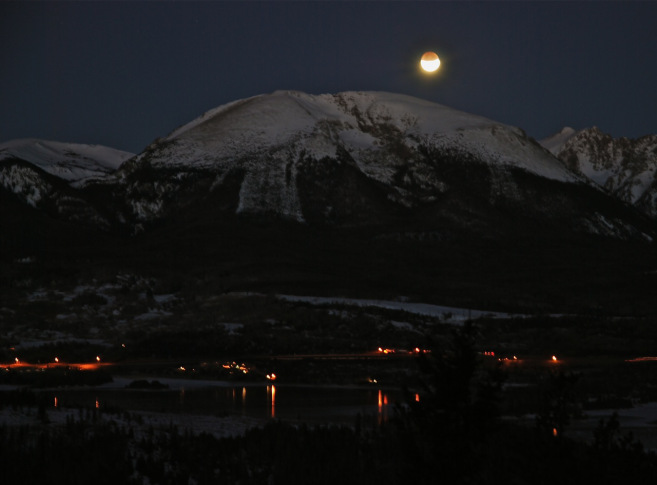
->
0;164;51;207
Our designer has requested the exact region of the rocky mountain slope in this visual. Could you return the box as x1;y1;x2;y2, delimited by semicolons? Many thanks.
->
541;127;657;220
0;139;134;229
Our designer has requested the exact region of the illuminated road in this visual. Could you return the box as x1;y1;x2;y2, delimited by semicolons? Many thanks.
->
4;361;111;371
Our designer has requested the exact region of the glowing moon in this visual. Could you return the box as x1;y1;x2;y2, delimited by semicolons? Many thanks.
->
420;51;441;73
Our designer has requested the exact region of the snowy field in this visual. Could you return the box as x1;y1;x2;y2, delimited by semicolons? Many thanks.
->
276;294;523;323
0;403;264;439
569;403;657;451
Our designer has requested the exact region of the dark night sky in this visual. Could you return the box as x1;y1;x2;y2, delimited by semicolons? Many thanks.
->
1;1;656;154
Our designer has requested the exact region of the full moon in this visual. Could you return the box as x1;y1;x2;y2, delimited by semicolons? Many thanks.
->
420;51;441;73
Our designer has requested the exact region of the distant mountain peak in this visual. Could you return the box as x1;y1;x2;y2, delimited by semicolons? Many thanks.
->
0;138;134;184
539;127;580;155
544;127;657;218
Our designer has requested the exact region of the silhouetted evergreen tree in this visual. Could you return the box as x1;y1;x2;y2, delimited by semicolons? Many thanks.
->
536;370;582;438
394;321;505;483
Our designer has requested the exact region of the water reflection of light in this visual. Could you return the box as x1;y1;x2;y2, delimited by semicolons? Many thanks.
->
95;398;99;409
377;390;390;424
271;385;276;418
54;396;58;408
242;387;247;403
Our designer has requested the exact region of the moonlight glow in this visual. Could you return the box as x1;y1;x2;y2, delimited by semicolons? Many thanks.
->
420;51;441;73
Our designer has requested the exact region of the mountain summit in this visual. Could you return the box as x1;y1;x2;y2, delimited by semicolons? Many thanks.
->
104;90;653;244
123;91;577;223
162;90;574;182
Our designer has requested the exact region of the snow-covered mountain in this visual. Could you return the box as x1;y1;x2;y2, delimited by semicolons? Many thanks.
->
0;139;133;185
539;127;579;155
1;91;655;243
162;90;576;183
540;127;657;219
0;139;133;228
103;90;655;242
115;91;584;222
